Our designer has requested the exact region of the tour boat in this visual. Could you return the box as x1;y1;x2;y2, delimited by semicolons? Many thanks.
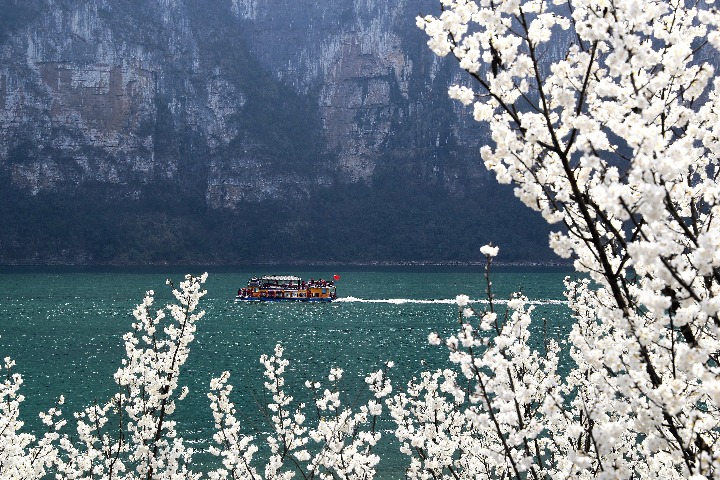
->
235;275;338;302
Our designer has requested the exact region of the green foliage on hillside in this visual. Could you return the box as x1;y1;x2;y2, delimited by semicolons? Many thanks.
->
0;171;555;266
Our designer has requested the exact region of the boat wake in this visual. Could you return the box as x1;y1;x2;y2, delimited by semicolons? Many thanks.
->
335;297;567;305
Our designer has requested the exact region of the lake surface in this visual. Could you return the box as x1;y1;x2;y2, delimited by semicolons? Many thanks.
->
0;266;573;477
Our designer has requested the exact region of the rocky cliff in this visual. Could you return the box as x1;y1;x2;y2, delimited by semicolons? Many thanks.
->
0;0;554;265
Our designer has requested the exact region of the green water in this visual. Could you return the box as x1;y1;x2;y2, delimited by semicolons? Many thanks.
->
0;266;572;477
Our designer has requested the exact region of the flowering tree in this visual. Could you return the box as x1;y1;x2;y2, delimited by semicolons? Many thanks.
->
387;248;571;479
0;274;209;479
0;273;390;480
409;0;720;477
0;356;64;477
207;346;391;480
52;274;208;479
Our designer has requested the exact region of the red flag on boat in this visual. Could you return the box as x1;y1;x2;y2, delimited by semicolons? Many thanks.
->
333;274;341;281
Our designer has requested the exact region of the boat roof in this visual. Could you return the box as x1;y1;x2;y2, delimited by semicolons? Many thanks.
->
261;275;302;281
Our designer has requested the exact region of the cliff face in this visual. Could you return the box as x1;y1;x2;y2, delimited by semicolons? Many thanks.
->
0;0;553;265
230;0;486;186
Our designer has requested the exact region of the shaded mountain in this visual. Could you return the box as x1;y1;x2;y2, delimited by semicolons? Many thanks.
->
0;0;556;265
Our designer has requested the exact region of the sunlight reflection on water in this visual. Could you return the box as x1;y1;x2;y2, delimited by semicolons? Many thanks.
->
0;267;572;477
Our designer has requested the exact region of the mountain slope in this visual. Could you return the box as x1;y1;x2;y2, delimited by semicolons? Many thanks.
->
0;0;556;265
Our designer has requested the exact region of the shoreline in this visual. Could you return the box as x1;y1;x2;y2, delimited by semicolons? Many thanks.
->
0;260;573;271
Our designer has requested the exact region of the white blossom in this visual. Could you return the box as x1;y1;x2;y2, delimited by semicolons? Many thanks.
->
480;244;499;257
456;294;470;307
411;0;720;477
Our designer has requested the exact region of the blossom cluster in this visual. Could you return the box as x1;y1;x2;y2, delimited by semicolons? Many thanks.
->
208;345;391;480
0;274;209;479
388;291;564;479
416;0;720;476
